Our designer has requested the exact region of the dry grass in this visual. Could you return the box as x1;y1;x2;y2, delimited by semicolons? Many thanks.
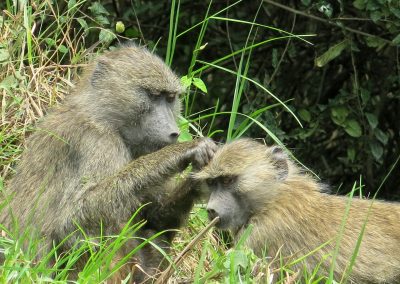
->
1;8;228;283
160;208;280;283
0;4;326;283
0;2;110;179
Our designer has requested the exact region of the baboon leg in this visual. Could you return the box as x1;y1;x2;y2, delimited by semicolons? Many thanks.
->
146;178;200;235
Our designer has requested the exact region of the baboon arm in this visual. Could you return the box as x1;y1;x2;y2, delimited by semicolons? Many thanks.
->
147;177;199;232
75;141;198;224
106;141;197;189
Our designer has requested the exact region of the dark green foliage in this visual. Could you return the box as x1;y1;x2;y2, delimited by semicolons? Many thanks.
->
1;0;399;198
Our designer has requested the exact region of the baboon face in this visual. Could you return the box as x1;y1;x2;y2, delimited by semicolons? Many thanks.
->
119;89;181;154
86;46;185;154
196;139;289;231
205;175;251;230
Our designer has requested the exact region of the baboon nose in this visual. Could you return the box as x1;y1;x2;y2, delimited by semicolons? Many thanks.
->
170;132;180;139
207;208;218;220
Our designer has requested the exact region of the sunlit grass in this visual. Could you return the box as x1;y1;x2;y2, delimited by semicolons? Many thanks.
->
0;0;378;283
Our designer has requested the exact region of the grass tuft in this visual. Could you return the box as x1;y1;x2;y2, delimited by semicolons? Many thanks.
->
0;1;380;283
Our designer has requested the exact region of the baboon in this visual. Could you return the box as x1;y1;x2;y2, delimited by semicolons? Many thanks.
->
194;139;400;283
0;45;217;281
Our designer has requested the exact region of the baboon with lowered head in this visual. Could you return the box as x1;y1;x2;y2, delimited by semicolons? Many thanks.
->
195;139;400;283
0;45;217;281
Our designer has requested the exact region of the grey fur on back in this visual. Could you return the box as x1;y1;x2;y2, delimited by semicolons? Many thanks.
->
0;44;217;281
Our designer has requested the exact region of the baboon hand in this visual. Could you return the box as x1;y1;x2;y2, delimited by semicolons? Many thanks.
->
188;138;218;171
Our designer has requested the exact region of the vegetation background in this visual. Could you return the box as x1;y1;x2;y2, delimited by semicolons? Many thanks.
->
0;0;399;283
1;0;399;199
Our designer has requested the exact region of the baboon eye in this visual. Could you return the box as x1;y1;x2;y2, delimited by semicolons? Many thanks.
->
206;178;217;187
145;89;160;98
166;94;175;103
222;176;236;186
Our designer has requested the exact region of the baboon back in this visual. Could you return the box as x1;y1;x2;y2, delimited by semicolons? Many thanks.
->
0;45;216;281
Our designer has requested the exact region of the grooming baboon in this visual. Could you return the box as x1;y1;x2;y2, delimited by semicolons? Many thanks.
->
195;139;400;283
0;45;217;281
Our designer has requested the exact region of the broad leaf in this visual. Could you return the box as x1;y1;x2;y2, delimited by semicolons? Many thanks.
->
193;77;207;93
344;119;362;138
315;41;348;67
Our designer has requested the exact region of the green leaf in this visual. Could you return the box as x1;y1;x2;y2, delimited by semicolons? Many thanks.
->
45;38;56;47
59;15;67;24
392;34;400;45
14;70;24;81
0;75;18;90
390;6;400;19
224;250;248;270
192;77;208;93
365;112;378;129
374;128;389;145
95;15;110;26
301;0;312;6
370;140;383;160
347;147;356;162
370;11;382;22
298;109;311;122
318;3;333;18
360;88;370;105
77;18;89;32
125;27;140;38
68;0;77;10
178;117;192;142
0;48;10;62
88;2;109;15
353;0;366;9
365;36;386;48
99;29;116;44
196;208;208;221
344;119;362;138
315;40;348;67
330;106;349;125
178;129;192;142
58;45;68;54
366;1;379;11
180;75;192;89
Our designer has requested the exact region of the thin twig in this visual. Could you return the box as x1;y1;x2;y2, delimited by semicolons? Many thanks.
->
155;217;220;284
263;0;393;45
268;14;296;85
225;0;238;71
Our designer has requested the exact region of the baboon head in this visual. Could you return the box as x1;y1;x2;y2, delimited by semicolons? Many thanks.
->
194;139;289;231
76;44;185;155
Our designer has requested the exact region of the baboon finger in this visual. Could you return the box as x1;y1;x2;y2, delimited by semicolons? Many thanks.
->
192;150;207;169
202;139;217;164
189;138;218;170
206;143;217;160
202;138;218;161
198;149;209;168
202;148;210;165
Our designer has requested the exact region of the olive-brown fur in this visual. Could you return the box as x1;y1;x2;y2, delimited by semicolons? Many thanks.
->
0;45;216;282
196;139;400;283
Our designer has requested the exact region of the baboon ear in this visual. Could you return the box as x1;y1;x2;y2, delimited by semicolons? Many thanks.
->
91;59;110;87
270;146;288;181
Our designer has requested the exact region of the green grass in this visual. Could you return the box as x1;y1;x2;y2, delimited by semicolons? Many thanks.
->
0;0;385;283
